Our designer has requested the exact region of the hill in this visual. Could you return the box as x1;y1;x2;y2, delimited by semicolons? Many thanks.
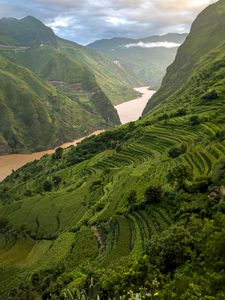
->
1;1;225;299
0;16;141;105
0;55;120;154
88;33;187;88
0;16;57;47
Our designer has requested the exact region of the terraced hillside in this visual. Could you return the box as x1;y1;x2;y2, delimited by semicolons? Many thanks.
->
1;1;225;299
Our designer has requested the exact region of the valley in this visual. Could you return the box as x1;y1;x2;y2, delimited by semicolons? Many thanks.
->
0;87;154;182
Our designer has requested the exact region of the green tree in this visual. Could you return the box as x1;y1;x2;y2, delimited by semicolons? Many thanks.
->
127;190;137;205
43;180;53;192
167;165;193;189
54;147;64;159
144;186;163;203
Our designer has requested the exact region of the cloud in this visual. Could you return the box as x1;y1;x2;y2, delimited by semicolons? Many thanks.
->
0;0;218;44
124;41;181;48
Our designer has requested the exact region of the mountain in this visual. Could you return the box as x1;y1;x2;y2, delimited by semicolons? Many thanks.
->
0;16;57;47
0;16;143;153
88;33;187;88
143;1;225;114
0;16;141;105
1;1;225;298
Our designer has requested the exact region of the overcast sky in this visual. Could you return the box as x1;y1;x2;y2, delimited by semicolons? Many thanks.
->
1;0;217;45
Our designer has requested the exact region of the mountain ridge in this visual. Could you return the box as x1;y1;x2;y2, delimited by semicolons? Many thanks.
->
88;33;188;88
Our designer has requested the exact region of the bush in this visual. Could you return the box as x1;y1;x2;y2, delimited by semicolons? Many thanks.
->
168;143;186;158
144;186;163;203
172;108;187;117
53;147;64;159
189;115;200;125
43;180;53;192
167;165;193;189
202;90;218;100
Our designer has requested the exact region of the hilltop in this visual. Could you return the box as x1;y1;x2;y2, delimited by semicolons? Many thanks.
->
1;1;225;299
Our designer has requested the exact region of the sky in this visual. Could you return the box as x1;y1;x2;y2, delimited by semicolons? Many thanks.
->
0;0;217;45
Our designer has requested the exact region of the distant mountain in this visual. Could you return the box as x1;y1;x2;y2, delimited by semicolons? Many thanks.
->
88;33;187;88
0;16;141;105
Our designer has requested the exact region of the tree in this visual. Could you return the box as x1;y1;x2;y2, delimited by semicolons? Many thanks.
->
167;165;193;189
127;190;137;205
43;180;53;192
54;147;63;159
144;186;163;203
189;115;200;125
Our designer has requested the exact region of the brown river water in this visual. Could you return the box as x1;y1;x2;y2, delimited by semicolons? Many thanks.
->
0;87;155;182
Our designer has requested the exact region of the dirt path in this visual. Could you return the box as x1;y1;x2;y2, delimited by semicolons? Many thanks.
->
92;225;106;254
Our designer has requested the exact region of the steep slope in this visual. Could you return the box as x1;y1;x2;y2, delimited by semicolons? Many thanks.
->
143;0;225;114
0;16;141;105
0;55;119;154
88;33;187;88
1;1;225;299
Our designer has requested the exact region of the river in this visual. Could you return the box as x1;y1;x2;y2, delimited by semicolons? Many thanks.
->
0;87;155;182
115;87;155;124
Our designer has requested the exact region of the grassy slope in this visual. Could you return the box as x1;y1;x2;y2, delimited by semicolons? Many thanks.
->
1;1;225;297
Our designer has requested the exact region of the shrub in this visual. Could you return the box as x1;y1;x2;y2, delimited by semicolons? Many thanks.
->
172;108;187;117
168;143;186;158
167;165;193;190
43;180;53;192
144;186;163;203
53;147;64;159
202;90;218;100
189;115;200;125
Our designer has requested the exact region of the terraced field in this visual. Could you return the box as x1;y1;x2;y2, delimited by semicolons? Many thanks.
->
1;2;225;296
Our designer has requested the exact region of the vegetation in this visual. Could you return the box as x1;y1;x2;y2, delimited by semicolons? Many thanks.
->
1;1;225;299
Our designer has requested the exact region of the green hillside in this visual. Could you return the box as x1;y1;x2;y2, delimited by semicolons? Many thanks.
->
1;1;225;299
0;55;120;154
0;16;57;47
88;33;187;88
0;16;141;105
143;1;225;114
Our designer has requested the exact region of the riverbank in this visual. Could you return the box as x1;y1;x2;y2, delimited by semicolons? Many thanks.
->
0;130;103;182
0;87;155;182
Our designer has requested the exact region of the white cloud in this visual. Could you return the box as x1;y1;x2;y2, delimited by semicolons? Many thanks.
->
124;41;181;48
105;16;136;26
46;16;73;32
1;0;218;44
